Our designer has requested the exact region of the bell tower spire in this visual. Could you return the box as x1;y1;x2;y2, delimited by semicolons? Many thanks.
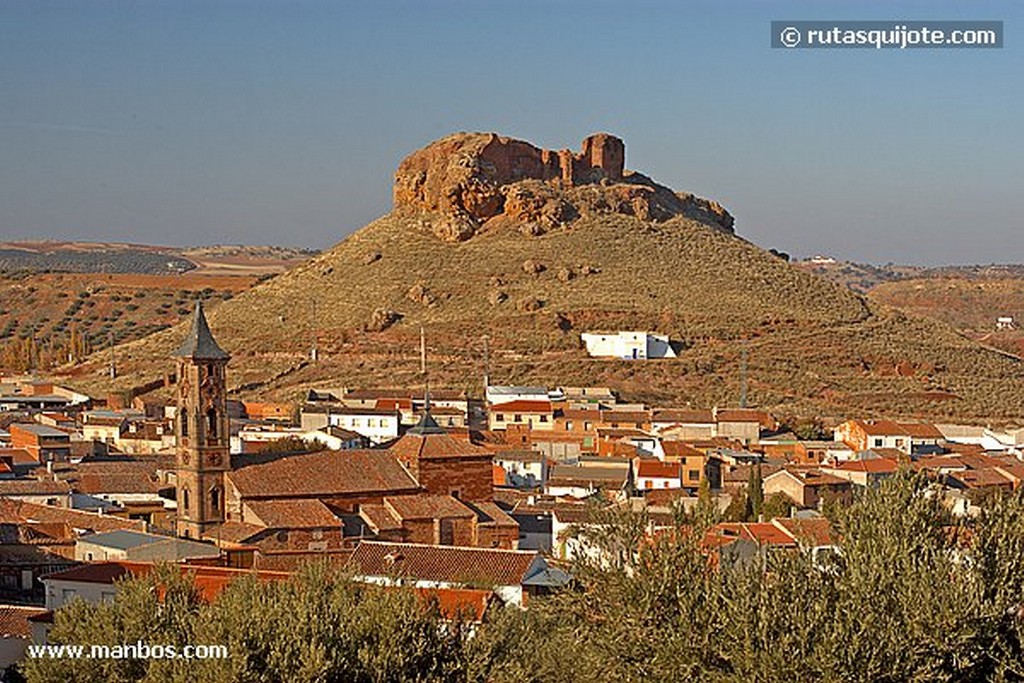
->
174;300;230;539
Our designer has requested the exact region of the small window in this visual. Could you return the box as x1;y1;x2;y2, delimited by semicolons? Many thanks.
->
514;414;522;422
182;488;191;513
584;422;592;430
210;486;220;511
181;412;189;437
496;414;505;422
206;408;218;439
566;421;573;431
539;415;548;423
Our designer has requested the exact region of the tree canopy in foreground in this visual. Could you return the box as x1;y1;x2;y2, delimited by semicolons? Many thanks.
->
21;474;1024;682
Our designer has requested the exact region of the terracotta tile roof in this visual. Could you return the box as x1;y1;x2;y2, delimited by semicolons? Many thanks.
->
0;479;72;496
707;522;796;548
414;587;493;622
0;605;48;638
359;504;403;533
635;459;681;479
348;541;543;587
722;462;784;483
598;411;651;425
244;499;340;529
467;501;518;527
388;431;492;462
948;469;1014;489
227;450;419;499
854;420;943;439
652;409;715;424
661;441;705;459
67;460;164;495
715;409;773;426
42;561;288;602
384;494;474;521
772;517;835;547
208;521;266;544
376;398;413;412
782;468;850;487
253;549;355;572
829;458;900;474
994;463;1024;483
489;401;553;414
0;498;146;534
0;448;37;465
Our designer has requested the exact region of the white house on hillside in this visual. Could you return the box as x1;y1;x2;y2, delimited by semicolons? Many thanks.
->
580;331;677;360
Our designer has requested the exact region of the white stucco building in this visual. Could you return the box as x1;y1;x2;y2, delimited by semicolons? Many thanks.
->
580;331;677;360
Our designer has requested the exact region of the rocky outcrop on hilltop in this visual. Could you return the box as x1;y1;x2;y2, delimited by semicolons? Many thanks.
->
393;132;734;242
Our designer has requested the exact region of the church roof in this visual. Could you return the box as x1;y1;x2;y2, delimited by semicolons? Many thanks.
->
389;429;493;461
174;300;229;360
227;450;420;499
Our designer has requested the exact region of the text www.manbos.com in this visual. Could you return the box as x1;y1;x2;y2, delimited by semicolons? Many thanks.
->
771;21;1003;49
27;642;229;660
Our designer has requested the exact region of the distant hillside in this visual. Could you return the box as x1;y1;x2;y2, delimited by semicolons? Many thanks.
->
63;133;1024;422
0;244;315;373
0;241;316;275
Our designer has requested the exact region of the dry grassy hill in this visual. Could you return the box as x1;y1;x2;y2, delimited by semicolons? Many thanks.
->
62;133;1024;423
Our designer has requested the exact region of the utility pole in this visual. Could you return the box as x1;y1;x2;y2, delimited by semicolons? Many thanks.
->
108;331;116;380
419;326;427;376
310;298;317;362
483;335;491;391
739;340;748;409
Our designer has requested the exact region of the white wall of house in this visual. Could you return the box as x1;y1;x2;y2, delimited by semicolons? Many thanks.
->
326;413;399;445
636;475;682;490
581;332;676;360
44;578;117;611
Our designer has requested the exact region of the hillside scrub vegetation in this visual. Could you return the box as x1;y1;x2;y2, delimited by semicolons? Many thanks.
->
21;474;1024;682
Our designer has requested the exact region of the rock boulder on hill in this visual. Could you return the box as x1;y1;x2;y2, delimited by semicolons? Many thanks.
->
393;132;734;242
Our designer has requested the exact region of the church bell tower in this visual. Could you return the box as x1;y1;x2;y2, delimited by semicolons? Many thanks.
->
174;300;230;539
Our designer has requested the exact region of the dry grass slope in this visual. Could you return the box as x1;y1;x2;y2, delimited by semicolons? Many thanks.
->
66;212;1024;422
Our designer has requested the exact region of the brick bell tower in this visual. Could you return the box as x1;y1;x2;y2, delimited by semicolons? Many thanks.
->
174;300;230;539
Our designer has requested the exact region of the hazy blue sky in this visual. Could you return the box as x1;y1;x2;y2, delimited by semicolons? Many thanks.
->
1;0;1020;264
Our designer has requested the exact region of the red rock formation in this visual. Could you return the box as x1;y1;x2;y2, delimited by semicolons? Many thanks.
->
393;132;733;242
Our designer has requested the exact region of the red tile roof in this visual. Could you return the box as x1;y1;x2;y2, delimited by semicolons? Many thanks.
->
661;441;706;459
227;450;419;499
0;604;49;638
42;561;290;602
414;587;493;622
348;541;543;587
635;459;681;480
772;518;835;547
388;431;492;462
652;409;715;424
0;479;71;496
0;498;145;534
829;458;899;474
243;499;340;529
384;494;474;521
489;401;553;414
